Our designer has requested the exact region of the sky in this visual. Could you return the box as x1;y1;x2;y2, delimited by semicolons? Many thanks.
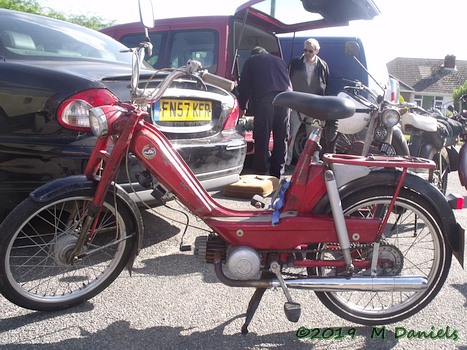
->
37;0;466;64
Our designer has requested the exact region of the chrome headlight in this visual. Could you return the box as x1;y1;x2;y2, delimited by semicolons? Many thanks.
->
381;108;400;128
88;107;109;137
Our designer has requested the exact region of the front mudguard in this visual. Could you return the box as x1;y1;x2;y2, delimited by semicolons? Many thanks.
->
392;125;410;156
314;169;464;267
30;175;144;271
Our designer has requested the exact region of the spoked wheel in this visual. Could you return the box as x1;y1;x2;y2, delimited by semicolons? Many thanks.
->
315;187;451;325
0;189;136;311
332;131;366;154
331;131;395;156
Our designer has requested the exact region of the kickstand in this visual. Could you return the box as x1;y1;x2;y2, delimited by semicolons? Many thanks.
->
241;272;274;335
241;287;266;335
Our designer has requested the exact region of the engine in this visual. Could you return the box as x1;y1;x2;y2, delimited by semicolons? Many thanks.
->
194;235;261;280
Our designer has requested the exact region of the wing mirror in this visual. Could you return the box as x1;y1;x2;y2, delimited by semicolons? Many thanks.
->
139;0;155;29
344;40;385;95
344;41;360;58
130;0;155;101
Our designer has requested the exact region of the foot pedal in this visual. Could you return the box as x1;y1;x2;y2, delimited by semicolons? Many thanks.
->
270;261;302;323
284;302;301;322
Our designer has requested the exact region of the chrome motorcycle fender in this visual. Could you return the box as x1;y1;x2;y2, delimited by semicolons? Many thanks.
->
30;175;145;271
314;169;464;267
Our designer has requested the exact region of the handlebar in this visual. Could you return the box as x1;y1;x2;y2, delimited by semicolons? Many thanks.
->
342;78;402;112
201;71;235;91
343;80;378;101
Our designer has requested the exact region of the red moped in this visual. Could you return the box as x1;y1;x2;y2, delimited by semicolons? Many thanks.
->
0;4;464;333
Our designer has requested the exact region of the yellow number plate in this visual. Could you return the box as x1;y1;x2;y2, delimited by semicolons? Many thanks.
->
153;99;212;121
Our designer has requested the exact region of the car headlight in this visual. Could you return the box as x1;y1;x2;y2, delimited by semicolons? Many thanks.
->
381;108;400;128
89;107;109;137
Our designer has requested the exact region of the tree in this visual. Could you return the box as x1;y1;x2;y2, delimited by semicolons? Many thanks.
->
453;81;467;112
0;0;115;30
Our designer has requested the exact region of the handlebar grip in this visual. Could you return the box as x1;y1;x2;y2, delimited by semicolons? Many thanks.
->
201;71;235;92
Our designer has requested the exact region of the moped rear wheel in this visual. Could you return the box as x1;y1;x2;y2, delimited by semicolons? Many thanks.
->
0;189;136;311
315;187;451;325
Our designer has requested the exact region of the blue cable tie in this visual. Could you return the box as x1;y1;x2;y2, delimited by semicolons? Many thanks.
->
271;180;290;225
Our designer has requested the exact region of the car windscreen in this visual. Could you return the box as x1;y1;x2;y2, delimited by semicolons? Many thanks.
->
120;29;218;73
0;11;133;64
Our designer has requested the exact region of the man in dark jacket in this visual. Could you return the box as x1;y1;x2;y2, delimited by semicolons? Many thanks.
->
286;38;329;166
237;46;291;178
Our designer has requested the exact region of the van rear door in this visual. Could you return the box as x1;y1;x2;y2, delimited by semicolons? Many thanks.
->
234;0;380;155
232;0;380;77
235;0;380;33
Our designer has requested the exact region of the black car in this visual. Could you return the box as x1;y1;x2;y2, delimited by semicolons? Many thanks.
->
0;9;246;220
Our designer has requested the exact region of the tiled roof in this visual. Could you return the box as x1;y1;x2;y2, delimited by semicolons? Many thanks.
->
387;57;467;94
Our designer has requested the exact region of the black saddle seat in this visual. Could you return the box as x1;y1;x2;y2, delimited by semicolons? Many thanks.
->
273;91;355;121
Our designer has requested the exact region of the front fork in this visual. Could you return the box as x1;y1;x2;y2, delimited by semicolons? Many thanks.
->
67;205;102;263
362;110;379;156
67;110;140;262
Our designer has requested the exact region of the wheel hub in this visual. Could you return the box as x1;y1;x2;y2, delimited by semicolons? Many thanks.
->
53;234;81;267
370;244;404;275
374;125;388;142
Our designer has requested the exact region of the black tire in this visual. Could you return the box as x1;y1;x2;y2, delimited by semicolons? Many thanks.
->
0;189;136;311
293;124;330;162
293;125;308;162
315;186;452;325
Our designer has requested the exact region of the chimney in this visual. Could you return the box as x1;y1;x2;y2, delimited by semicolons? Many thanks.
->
444;55;456;70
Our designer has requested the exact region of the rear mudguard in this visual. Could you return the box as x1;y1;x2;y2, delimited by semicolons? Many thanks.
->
30;175;144;271
314;169;464;267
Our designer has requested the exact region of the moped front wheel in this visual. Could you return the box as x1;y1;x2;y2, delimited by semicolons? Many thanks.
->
0;189;136;311
315;187;451;325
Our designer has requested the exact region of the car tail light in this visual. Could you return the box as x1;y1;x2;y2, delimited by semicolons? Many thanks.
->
57;89;118;132
222;99;239;130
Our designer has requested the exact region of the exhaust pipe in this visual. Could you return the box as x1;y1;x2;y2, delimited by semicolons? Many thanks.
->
278;275;428;292
213;255;427;292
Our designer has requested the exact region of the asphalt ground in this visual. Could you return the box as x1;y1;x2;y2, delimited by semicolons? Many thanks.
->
0;167;466;350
